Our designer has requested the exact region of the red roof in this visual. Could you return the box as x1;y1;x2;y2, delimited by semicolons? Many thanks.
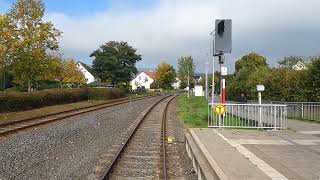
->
143;71;156;80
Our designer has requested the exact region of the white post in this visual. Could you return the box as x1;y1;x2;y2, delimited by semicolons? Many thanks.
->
205;62;209;100
258;91;262;128
301;103;304;119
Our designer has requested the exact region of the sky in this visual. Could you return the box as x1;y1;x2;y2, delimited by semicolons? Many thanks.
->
1;0;320;73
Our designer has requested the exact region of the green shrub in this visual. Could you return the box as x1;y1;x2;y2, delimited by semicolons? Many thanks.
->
0;88;125;113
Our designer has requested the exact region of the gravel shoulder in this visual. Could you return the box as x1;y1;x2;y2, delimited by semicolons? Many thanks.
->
0;96;163;180
166;97;197;179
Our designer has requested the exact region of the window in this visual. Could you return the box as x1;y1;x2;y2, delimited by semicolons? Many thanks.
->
145;77;148;82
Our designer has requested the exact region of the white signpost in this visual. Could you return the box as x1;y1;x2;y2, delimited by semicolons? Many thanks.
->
257;85;265;128
221;67;228;76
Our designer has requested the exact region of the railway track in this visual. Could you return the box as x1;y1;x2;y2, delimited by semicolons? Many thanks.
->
0;95;156;135
102;95;176;180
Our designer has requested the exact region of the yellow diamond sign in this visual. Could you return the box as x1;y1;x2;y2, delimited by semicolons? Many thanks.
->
214;104;225;115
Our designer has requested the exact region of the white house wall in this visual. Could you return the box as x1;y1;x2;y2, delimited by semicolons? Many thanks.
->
76;63;95;84
130;72;155;90
171;78;181;89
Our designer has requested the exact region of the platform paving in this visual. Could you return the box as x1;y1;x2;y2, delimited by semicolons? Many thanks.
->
187;119;320;180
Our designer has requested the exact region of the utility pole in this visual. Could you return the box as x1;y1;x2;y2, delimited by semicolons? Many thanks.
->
205;62;209;100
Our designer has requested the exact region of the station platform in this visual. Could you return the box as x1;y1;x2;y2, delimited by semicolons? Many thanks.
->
185;120;320;180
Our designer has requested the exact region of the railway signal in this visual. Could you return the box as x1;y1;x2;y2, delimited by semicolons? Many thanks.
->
209;19;232;128
214;19;232;54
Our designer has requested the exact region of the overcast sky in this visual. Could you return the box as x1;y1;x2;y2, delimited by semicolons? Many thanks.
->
1;0;320;73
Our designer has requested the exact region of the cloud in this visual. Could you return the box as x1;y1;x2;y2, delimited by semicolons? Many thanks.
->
45;0;320;72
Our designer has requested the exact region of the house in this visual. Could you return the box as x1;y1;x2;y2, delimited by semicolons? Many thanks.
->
76;62;97;84
193;75;202;83
130;71;156;90
171;78;181;90
292;60;307;71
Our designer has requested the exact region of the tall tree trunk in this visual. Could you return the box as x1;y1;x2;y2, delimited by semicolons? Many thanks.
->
28;80;31;92
2;66;5;92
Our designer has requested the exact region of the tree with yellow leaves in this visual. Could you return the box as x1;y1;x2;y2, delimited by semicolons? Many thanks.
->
8;0;61;92
0;14;17;91
155;62;176;89
55;59;86;89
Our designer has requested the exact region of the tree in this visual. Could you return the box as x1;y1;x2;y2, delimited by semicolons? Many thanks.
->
91;41;141;87
55;59;86;88
0;14;17;91
235;52;268;73
263;68;308;101
177;56;195;89
8;0;61;92
40;54;85;88
228;53;270;100
306;57;320;101
155;62;176;89
278;56;305;69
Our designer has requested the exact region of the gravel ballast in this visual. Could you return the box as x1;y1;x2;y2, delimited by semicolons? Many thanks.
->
0;96;163;180
166;98;197;179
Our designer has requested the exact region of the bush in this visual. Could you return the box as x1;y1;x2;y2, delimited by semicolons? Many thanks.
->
0;88;126;113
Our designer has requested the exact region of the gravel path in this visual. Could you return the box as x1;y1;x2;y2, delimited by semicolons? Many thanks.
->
0;96;163;180
166;98;197;179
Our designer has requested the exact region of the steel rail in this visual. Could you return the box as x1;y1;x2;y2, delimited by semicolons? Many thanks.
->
101;95;173;180
161;95;176;180
0;95;156;135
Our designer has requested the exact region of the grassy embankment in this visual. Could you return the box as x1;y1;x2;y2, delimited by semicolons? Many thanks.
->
177;95;254;128
177;95;208;128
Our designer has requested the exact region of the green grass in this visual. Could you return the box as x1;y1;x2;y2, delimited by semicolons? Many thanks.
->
177;95;267;128
177;95;209;128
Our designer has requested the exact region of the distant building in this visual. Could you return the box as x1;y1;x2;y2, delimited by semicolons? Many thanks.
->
130;71;156;90
194;85;204;96
193;75;202;83
171;78;181;90
292;60;307;71
76;62;98;84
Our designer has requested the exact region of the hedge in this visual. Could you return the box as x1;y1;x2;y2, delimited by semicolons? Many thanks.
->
0;88;126;113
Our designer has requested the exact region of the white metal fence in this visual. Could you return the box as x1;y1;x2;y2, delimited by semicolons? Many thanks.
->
208;103;287;129
270;102;320;121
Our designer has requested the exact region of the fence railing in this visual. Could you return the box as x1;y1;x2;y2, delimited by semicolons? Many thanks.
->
270;102;320;121
208;103;287;129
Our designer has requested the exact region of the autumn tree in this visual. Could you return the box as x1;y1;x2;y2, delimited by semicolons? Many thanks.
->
177;56;195;89
8;0;61;92
155;62;176;89
91;41;141;87
55;59;86;88
0;14;16;91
